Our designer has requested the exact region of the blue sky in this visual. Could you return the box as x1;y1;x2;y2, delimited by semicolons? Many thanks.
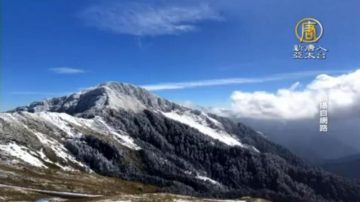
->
1;0;360;111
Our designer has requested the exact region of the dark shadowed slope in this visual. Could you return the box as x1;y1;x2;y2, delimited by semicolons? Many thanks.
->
322;154;360;179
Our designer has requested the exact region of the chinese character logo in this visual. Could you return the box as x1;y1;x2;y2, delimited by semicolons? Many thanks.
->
293;17;327;59
295;18;323;43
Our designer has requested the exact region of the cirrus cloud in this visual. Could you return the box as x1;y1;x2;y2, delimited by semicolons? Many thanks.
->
49;67;86;74
142;70;347;91
80;2;223;36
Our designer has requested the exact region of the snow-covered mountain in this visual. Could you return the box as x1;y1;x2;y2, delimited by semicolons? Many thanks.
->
1;82;360;202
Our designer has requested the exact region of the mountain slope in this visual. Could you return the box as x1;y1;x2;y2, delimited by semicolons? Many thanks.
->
234;118;360;163
322;154;360;179
1;82;360;202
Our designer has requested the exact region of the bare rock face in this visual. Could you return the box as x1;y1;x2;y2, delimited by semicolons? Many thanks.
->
1;82;360;202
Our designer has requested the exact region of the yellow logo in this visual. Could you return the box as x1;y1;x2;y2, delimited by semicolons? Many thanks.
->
295;17;323;43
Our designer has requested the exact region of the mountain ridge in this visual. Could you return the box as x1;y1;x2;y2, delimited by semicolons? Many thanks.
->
11;82;179;115
1;81;360;202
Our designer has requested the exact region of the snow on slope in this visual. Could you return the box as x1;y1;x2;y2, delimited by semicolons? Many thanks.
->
103;85;146;112
0;113;89;169
195;175;221;185
162;110;244;147
0;142;46;168
162;110;260;153
23;112;141;150
0;111;141;169
91;116;141;150
33;131;86;170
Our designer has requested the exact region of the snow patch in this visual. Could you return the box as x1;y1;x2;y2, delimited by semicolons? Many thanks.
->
250;146;260;153
22;112;140;150
33;132;87;169
0;142;46;168
196;175;220;185
162;110;243;147
205;114;223;128
28;112;89;138
91;117;141;150
104;86;145;112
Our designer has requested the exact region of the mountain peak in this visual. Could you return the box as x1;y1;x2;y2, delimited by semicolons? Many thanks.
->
4;82;360;202
12;81;179;116
96;81;138;90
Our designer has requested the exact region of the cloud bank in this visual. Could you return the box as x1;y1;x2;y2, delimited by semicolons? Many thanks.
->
81;2;222;36
230;69;360;119
209;69;360;161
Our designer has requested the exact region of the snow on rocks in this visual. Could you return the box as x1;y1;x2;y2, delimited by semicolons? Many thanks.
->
0;142;46;168
90;116;141;150
162;110;243;147
195;175;221;186
0;111;141;170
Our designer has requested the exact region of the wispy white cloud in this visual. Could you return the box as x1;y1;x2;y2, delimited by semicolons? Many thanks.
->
142;70;347;91
81;2;222;36
49;67;86;74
